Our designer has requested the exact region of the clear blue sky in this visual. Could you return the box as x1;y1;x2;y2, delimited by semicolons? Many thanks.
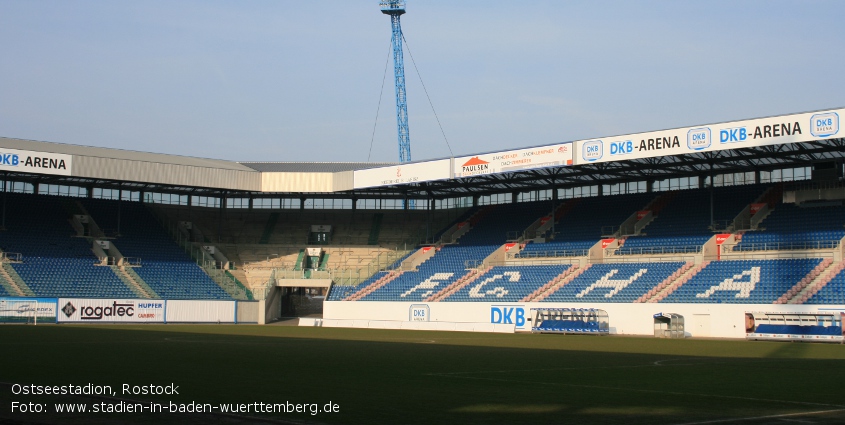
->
1;1;842;163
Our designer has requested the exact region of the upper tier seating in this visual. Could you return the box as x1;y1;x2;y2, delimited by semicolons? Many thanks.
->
660;258;821;304
82;199;230;299
1;194;136;298
518;192;654;257
734;203;845;251
617;185;764;254
541;262;684;303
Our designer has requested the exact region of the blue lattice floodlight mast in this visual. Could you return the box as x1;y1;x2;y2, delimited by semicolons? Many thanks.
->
380;1;411;163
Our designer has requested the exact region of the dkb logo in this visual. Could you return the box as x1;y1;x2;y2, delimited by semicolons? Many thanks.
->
581;140;603;162
491;306;525;327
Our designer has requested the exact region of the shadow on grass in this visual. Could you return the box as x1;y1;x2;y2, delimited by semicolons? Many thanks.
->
0;325;843;425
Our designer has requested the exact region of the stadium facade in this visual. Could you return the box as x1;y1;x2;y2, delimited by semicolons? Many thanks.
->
1;107;843;341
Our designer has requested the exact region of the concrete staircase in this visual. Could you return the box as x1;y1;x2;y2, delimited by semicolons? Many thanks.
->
647;261;708;303
523;264;588;302
786;259;844;304
110;265;158;298
427;267;491;302
0;263;35;297
345;270;403;301
637;262;694;303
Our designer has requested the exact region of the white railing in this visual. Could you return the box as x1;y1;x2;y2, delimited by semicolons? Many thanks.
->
512;249;589;259
612;246;702;255
733;241;840;251
0;252;22;263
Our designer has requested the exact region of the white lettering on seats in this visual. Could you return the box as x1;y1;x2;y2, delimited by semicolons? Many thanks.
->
401;273;454;298
576;269;647;298
469;271;520;298
696;267;760;298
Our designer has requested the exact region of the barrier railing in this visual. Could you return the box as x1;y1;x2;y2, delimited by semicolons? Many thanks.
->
0;252;22;263
512;249;589;259
612;246;703;255
122;256;142;267
94;256;116;266
734;241;840;251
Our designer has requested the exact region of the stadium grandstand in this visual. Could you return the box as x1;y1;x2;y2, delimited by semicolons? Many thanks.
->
0;107;843;339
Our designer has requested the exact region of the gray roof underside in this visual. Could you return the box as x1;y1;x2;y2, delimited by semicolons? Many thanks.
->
239;162;395;173
0;137;256;172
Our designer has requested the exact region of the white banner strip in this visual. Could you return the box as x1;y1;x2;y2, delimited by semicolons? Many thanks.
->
0;148;72;176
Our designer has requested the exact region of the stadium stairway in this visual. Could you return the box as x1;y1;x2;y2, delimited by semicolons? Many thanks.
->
773;258;834;304
527;199;581;241
804;260;845;304
637;262;694;303
0;263;34;296
109;264;158;298
426;267;490;302
522;264;581;302
791;259;845;304
368;213;383;245
437;206;496;244
258;213;280;244
345;270;403;301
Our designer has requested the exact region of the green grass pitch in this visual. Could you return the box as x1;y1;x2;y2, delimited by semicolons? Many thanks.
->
1;324;844;424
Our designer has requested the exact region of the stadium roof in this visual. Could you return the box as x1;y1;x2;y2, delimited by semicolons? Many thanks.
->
1;107;842;199
0;137;255;171
240;162;394;173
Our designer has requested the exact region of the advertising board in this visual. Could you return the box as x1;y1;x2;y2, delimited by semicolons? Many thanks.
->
577;108;843;165
353;159;451;189
0;297;57;322
57;298;164;323
454;143;573;178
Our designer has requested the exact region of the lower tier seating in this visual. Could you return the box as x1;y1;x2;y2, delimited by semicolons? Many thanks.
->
660;258;821;304
542;262;684;303
359;245;499;301
443;265;570;302
805;268;845;305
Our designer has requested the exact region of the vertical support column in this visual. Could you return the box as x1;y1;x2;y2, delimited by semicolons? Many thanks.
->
117;184;122;236
550;186;557;239
427;195;434;243
1;172;7;230
218;191;227;243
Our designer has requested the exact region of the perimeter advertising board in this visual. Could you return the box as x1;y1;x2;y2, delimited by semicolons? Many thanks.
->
0;297;57;322
57;298;164;323
0;148;72;176
453;143;573;178
577;108;842;165
353;159;451;189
